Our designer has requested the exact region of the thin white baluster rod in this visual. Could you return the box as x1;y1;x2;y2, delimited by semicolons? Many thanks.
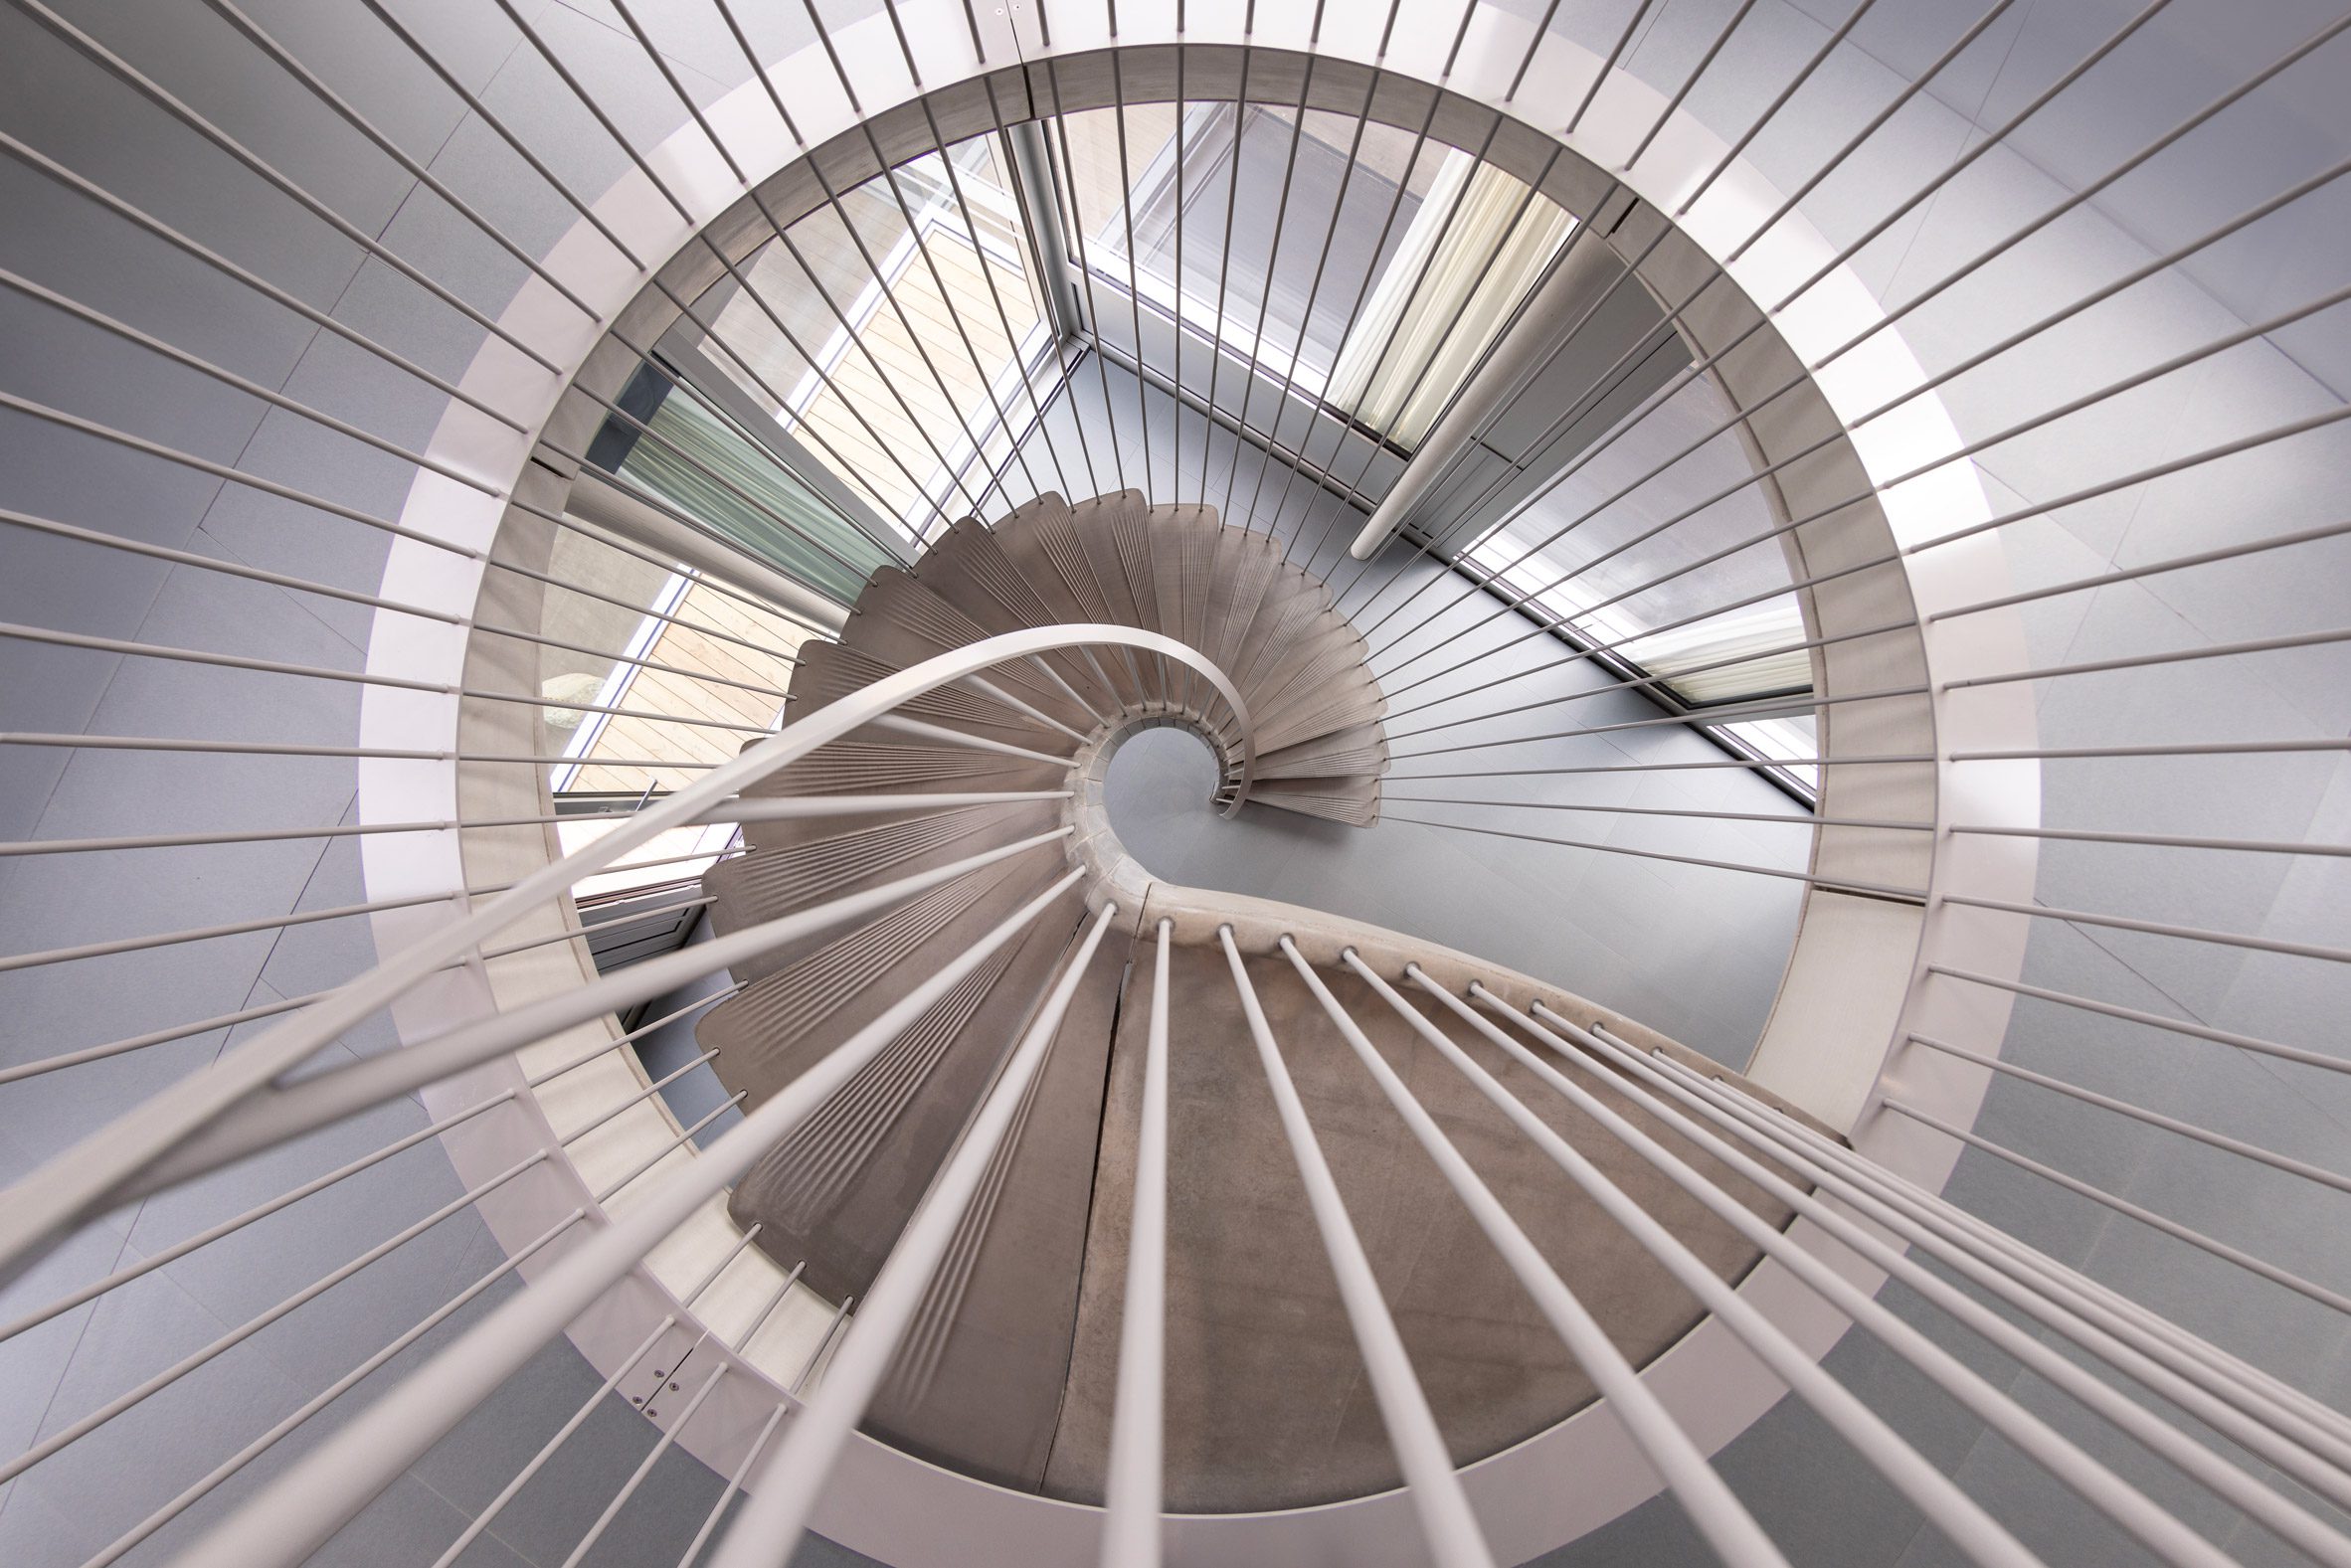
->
1295;945;1795;1567
1216;928;1497;1568
1100;917;1174;1568
702;902;1123;1568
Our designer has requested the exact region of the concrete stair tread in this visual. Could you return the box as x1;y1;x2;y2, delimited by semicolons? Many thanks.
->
1257;722;1390;780
1247;775;1383;826
695;489;1412;1501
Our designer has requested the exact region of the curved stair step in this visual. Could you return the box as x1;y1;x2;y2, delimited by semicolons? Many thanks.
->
790;641;1079;754
839;568;1086;723
1256;722;1390;781
708;799;1069;972
1246;775;1383;826
747;741;1066;797
910;515;1123;716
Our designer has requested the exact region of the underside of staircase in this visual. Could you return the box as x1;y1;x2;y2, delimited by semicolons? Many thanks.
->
693;494;1808;1508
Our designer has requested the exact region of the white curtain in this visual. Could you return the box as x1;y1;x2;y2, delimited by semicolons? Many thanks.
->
1617;597;1814;704
1325;151;1574;446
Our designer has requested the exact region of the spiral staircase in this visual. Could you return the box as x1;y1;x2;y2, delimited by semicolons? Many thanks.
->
1;2;2347;1567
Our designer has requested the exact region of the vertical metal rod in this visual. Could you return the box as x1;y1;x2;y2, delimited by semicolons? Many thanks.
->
426;1228;771;1568
894;71;1078;502
708;0;806;145
351;0;648;265
1933;892;2351;965
993;92;1102;495
1418;981;2342;1564
1804;5;2342;362
0;635;1139;1279
560;1353;735;1568
563;1253;807;1568
1623;0;1767;169
688;2;1004;522
1905;1034;2351;1192
540;377;890;585
1924;963;2350;1078
791;1295;856;1395
1197;44;1252;509
1279;111;1517;545
1337;0;2017;630
429;1322;678;1568
1847;1099;2351;1449
1655;1048;2351;1466
85;1210;588;1568
1288;944;1791;1566
1935;512;2351;623
527;990;746;1089
1381;616;1911;737
124;869;1098;1564
1234;17;1399;537
1242;77;1443;536
1301;129;1576;572
605;0;748;182
1216;48;1322;526
566;336;909;567
1040;56;1134;493
676;1402;789;1568
702;902;1122;1568
1363;0;2331;649
1565;0;1663;137
0;1095;514;1345
0;1154;548;1486
1486;1005;2350;1560
1578;1028;2351;1520
1356;961;2041;1566
1329;0;1892;612
594;1096;748;1204
615;106;951;534
1109;46;1157;498
1100;918;1174;1568
1888;1100;2351;1317
0;131;526;432
9;0;564;370
198;0;603;313
474;0;959;531
844;5;1047;510
641;261;953;538
1217;929;1497;1568
486;0;954;531
1172;40;1186;501
0;270;501;493
1375;400;2347;723
1371;271;2351;681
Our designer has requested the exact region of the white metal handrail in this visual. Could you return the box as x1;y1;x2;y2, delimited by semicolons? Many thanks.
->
0;624;1253;1284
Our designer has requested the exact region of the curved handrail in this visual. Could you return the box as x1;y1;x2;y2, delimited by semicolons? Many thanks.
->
0;624;1253;1283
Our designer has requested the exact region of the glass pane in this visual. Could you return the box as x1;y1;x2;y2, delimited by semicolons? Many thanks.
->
679;132;1056;534
1466;373;1813;707
1715;714;1819;796
1069;100;1449;401
1327;151;1574;446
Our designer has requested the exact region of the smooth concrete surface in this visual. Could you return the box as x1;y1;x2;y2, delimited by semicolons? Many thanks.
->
1046;937;1792;1511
